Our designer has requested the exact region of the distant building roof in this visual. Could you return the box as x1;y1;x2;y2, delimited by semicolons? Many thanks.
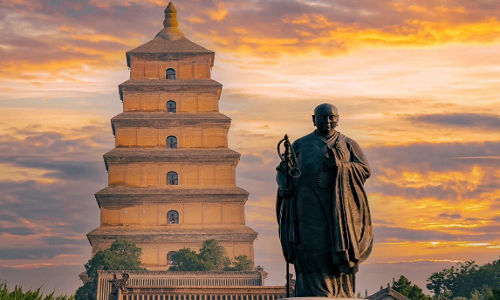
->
367;286;412;300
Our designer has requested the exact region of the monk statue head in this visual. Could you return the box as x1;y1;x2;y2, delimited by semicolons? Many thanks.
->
312;103;339;138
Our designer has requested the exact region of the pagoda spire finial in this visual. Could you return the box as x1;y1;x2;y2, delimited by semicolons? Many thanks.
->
155;2;184;40
163;2;179;28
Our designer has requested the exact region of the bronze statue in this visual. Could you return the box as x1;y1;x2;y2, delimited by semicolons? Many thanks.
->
276;103;373;298
109;272;129;300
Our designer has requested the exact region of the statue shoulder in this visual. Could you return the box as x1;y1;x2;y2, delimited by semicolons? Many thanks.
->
339;134;369;162
338;133;358;146
292;131;316;149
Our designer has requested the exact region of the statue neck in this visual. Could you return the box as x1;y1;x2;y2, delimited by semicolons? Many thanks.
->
315;129;337;139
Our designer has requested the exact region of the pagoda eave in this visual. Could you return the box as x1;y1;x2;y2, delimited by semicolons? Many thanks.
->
127;52;214;65
126;36;215;54
87;225;258;244
118;79;222;93
111;112;231;128
103;148;240;164
119;79;222;100
95;186;249;208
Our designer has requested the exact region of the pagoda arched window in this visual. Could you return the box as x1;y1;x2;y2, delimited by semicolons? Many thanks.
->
167;172;178;185
166;68;176;80
167;136;177;149
167;100;176;113
167;211;179;224
167;251;176;265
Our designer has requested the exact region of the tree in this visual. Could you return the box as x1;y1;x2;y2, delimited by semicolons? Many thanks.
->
229;255;254;271
480;285;494;300
470;285;494;300
199;239;231;270
427;269;453;298
74;280;96;300
427;258;500;299
169;240;254;272
0;281;74;300
75;239;145;300
169;248;209;271
393;275;432;300
488;289;500;300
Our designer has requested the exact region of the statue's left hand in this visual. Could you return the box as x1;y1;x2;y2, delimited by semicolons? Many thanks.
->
279;187;294;198
329;147;347;168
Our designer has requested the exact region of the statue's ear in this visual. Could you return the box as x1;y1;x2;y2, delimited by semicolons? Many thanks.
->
312;115;316;126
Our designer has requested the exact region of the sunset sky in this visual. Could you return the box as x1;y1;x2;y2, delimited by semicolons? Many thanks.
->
1;0;500;296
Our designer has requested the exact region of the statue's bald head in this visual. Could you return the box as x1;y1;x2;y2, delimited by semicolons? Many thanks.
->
314;103;338;116
312;103;339;138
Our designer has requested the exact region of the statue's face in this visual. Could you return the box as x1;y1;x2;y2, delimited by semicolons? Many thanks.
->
313;104;338;137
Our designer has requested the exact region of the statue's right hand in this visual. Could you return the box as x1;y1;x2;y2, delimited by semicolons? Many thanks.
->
279;187;294;198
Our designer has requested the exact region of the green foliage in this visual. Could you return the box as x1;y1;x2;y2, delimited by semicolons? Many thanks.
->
74;281;96;300
427;269;453;299
85;239;144;280
0;281;74;300
226;255;254;271
75;239;145;300
199;239;231;270
392;275;433;300
470;285;493;300
169;248;210;271
427;258;500;299
488;289;500;300
170;239;253;272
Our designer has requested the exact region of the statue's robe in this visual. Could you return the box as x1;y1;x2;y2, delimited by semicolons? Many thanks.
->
276;130;373;297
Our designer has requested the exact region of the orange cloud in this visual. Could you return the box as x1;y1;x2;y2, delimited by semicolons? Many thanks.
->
1;262;82;269
378;166;485;193
186;16;206;24
208;2;229;22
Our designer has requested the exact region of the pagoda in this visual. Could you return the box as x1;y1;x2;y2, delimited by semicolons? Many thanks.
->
87;2;257;270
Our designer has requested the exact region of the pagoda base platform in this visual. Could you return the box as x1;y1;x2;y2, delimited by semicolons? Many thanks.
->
97;271;286;300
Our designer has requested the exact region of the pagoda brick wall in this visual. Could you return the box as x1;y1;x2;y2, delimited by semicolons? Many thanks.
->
129;55;213;80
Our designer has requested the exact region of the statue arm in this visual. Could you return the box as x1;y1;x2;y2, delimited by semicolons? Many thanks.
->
331;139;370;181
276;161;294;197
346;140;371;181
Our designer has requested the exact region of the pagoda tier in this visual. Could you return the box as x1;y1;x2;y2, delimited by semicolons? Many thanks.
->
111;113;231;149
94;186;251;236
87;2;257;270
118;82;222;113
88;225;257;267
